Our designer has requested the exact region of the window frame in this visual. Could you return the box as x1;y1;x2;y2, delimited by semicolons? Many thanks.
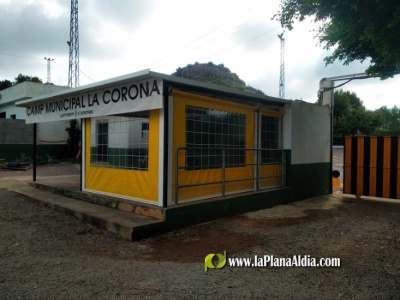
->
90;111;150;171
185;105;247;170
259;114;282;165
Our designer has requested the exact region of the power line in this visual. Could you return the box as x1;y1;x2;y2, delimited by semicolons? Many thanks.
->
79;68;96;83
153;7;259;68
200;26;281;62
1;52;96;84
0;52;41;60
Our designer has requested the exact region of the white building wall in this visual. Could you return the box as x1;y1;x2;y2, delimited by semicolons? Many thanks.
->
91;116;149;148
0;82;68;119
282;104;292;150
0;105;23;119
37;121;69;144
290;101;330;164
128;118;148;146
0;82;70;144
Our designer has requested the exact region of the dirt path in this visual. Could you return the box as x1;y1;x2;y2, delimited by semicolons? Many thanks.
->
1;185;399;299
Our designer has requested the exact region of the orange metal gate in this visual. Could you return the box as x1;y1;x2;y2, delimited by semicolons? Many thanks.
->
344;136;400;199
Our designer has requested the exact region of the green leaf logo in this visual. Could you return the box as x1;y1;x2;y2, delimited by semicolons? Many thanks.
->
204;251;226;272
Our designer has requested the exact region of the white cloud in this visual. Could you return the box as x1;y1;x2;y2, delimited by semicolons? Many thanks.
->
0;0;399;110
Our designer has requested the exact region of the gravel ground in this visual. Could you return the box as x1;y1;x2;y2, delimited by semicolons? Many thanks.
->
1;183;399;299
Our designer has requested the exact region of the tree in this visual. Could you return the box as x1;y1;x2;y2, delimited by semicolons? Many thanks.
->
15;74;42;84
333;90;382;136
65;119;81;158
0;79;12;91
1;74;42;91
274;0;400;79
374;106;400;135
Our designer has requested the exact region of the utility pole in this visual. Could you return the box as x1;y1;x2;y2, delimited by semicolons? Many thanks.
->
278;33;285;99
44;57;54;83
68;0;79;88
319;73;370;194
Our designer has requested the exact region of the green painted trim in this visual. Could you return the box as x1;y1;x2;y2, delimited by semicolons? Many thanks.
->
284;149;330;200
287;162;330;200
132;157;330;239
131;187;293;239
90;147;148;169
0;144;68;161
167;188;292;226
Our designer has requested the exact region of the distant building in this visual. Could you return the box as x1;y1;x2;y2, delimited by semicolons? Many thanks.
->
0;82;70;144
0;81;68;119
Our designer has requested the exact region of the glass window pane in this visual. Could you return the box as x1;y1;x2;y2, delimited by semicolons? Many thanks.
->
185;105;246;170
261;115;281;164
90;111;150;170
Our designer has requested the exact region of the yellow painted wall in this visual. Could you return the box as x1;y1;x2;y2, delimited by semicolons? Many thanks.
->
172;90;257;201
85;110;159;202
260;164;283;188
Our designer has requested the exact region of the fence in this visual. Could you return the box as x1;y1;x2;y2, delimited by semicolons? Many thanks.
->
344;136;400;199
175;147;286;204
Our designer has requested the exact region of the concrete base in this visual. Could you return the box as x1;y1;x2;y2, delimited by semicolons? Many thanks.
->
5;174;325;240
9;183;164;240
30;179;166;220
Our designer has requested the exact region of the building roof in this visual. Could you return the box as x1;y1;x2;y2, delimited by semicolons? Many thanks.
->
1;81;68;108
16;69;290;109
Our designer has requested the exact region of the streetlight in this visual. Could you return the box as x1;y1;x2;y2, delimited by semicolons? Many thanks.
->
44;57;54;83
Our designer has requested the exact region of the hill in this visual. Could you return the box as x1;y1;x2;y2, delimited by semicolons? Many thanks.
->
171;62;264;95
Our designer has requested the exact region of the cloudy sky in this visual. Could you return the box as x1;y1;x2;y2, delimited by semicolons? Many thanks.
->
1;0;399;110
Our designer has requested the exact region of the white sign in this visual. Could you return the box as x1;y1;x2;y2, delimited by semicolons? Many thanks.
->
25;79;163;123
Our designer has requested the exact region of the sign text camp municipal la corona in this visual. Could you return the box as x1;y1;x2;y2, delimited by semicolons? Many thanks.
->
25;79;163;124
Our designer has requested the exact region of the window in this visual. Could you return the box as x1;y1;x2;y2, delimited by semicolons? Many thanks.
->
97;122;108;162
141;122;149;139
185;105;246;169
260;115;281;164
90;111;150;170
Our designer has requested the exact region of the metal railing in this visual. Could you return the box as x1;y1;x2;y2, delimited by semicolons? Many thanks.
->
175;147;286;204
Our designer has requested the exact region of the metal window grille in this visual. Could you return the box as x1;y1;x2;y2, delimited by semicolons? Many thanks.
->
185;105;246;169
90;111;150;170
260;115;281;164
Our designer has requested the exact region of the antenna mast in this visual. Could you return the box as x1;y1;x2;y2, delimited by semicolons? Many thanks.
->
278;33;285;99
68;0;79;88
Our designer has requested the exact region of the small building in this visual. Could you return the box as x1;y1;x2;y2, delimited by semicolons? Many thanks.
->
0;82;70;161
16;69;330;212
0;81;68;119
